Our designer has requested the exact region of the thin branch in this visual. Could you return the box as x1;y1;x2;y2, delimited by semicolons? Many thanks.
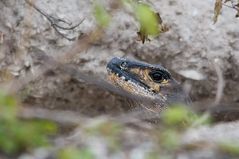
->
212;61;225;106
20;107;87;126
20;106;154;131
222;3;239;11
25;0;84;41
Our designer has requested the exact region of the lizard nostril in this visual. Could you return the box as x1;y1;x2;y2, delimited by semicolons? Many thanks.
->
120;61;127;70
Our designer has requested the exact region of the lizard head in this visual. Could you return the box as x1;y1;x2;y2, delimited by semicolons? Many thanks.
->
106;57;190;110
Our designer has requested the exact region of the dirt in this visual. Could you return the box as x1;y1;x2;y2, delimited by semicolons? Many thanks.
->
1;0;239;158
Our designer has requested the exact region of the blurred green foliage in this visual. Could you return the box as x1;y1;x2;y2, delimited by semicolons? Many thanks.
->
92;0;162;43
150;105;212;157
93;2;111;28
162;105;192;127
161;105;211;129
58;147;95;159
145;151;160;159
85;120;122;137
0;92;57;155
123;1;163;43
159;129;180;150
85;120;122;152
0;92;18;121
219;142;239;156
134;3;160;36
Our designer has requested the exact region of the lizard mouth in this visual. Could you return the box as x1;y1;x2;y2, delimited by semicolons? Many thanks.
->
106;57;174;99
106;57;151;92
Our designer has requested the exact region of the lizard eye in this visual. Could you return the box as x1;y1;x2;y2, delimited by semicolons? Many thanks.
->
120;61;127;70
149;71;169;83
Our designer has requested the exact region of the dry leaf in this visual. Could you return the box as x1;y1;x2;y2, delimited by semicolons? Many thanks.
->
213;0;222;24
156;13;163;24
156;13;169;33
137;30;150;44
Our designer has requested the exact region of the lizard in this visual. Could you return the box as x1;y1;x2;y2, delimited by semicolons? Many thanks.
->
14;48;190;116
106;57;191;112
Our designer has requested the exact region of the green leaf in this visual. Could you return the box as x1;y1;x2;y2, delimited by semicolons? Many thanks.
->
135;3;160;36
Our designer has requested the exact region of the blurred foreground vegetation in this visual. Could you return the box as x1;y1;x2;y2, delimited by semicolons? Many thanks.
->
0;89;214;158
0;92;57;155
1;93;239;158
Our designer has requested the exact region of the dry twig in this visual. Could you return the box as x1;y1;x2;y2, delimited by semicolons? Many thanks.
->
20;107;87;126
212;60;225;106
25;0;84;41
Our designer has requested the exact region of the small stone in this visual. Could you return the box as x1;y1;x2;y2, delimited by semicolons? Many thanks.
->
178;69;206;80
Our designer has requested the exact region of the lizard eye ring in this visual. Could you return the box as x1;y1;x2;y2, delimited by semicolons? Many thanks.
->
120;61;127;70
149;71;168;83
